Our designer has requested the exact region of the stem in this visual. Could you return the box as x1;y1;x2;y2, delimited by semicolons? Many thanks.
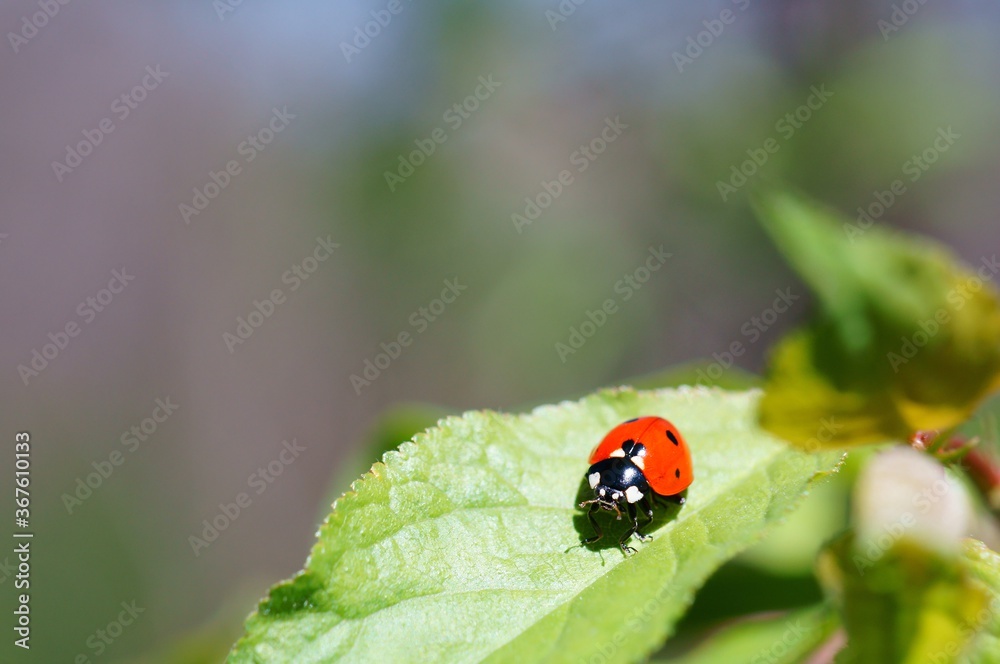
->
927;431;951;454
957;445;1000;510
936;436;979;463
914;430;1000;511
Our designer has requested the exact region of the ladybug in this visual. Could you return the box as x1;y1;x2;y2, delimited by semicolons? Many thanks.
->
579;416;693;554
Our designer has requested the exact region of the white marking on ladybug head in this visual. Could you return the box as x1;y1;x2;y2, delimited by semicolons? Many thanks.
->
599;488;606;497
625;486;643;503
631;455;645;470
588;472;600;489
609;448;626;458
611;491;622;501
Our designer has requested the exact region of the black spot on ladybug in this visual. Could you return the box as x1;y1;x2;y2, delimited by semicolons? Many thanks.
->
675;468;681;478
666;430;679;446
621;439;647;457
621;441;646;456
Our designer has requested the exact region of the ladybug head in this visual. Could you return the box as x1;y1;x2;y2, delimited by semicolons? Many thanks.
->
580;455;650;515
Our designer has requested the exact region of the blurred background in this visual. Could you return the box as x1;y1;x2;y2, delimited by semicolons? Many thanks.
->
2;1;1000;661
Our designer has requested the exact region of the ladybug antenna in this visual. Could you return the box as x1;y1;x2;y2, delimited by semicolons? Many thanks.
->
578;497;623;519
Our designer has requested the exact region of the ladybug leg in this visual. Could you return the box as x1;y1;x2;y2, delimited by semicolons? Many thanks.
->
581;502;603;545
660;493;686;506
634;497;654;542
619;503;640;555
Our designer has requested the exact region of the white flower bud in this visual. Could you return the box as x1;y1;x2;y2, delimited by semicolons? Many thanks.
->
854;446;971;558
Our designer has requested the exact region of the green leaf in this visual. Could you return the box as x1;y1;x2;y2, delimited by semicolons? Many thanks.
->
738;476;848;577
959;540;1000;663
229;388;842;664
320;403;451;520
658;604;838;664
818;534;999;664
629;360;762;392
752;189;1000;448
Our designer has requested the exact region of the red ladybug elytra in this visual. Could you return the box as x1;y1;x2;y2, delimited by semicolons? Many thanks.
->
579;416;693;554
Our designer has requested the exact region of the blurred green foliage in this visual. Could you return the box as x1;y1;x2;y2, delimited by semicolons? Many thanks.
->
753;189;1000;448
818;535;998;663
661;605;838;664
